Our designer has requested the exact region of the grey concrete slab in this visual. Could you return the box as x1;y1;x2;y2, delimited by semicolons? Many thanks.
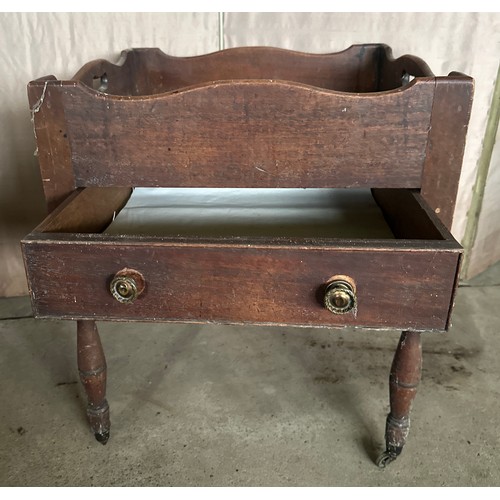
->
464;259;500;286
0;295;32;320
0;270;499;486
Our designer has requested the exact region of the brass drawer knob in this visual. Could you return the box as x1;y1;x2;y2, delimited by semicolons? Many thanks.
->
110;268;145;304
324;278;356;314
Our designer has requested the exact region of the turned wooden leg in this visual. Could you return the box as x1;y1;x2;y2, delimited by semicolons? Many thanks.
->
77;320;110;444
376;330;422;468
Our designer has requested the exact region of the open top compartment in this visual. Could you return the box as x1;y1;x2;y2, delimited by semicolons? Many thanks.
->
72;45;434;96
30;186;452;243
27;45;473;229
103;187;396;239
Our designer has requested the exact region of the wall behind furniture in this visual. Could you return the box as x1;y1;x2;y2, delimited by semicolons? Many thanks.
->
0;12;499;296
467;120;500;278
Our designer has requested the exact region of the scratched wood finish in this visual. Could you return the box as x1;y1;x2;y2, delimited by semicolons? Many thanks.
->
23;239;460;331
388;331;422;420
77;320;110;444
372;189;447;240
29;79;434;190
27;46;473;221
377;330;422;466
421;75;474;229
28;76;75;212
36;187;132;233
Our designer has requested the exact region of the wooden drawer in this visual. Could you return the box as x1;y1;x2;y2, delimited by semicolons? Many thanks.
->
22;187;462;332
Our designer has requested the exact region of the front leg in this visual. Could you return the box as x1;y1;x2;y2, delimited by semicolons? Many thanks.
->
376;330;422;468
77;320;110;444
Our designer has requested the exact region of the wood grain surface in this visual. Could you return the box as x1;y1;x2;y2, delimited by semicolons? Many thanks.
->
23;238;460;331
421;75;474;228
28;46;473;230
72;45;384;95
56;79;435;189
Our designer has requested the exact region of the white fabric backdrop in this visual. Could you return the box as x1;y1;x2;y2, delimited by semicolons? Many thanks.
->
469;123;500;277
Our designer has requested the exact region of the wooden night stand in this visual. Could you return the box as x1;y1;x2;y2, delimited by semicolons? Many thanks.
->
22;45;473;467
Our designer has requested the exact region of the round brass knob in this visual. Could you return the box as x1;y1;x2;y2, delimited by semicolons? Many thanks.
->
110;268;145;304
324;279;356;314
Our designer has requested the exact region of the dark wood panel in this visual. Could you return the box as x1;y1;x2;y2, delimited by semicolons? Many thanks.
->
36;187;132;233
372;189;445;240
28;77;75;212
23;230;463;250
23;240;460;331
377;45;434;91
53;79;435;189
72;45;382;95
421;75;474;229
28;47;473;232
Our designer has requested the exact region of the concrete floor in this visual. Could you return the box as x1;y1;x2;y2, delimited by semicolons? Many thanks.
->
1;262;500;486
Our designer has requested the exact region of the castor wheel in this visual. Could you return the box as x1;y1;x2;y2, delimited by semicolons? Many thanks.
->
94;430;110;445
376;449;399;468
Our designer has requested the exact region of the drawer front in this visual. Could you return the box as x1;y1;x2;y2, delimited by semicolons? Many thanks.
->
23;241;460;331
